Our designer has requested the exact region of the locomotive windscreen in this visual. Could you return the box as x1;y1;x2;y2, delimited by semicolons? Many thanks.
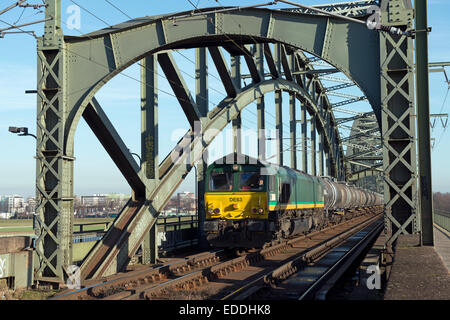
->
209;171;232;191
238;172;264;191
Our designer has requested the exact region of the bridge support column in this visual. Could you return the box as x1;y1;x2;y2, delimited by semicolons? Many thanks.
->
274;44;283;166
301;102;308;173
196;47;208;249
142;223;158;264
415;0;434;246
34;0;73;283
256;44;266;161
319;131;324;176
380;0;419;248
325;149;331;177
275;91;283;166
141;54;159;263
311;115;317;176
231;55;242;154
289;93;297;169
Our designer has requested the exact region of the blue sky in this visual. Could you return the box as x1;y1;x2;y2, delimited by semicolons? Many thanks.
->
0;0;449;198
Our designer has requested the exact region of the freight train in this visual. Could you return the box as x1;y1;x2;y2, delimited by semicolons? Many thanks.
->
203;153;383;248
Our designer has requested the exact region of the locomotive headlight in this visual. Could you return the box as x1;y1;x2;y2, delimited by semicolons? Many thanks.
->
208;208;214;214
213;208;220;214
252;208;257;214
258;208;264;214
232;203;239;210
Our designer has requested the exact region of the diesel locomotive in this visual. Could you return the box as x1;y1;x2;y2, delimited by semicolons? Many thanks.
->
203;153;383;248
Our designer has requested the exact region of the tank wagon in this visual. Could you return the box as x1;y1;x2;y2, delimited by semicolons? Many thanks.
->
203;154;383;248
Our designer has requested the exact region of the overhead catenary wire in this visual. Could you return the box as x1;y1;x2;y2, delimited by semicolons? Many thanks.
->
0;0;27;16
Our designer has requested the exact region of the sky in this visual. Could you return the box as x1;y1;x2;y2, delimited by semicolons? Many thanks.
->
0;0;449;198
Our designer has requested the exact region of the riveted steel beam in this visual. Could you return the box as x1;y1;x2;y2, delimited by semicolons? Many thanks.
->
336;111;375;124
380;0;418;247
196;47;208;249
311;114;317;176
231;55;242;154
140;54;159;264
289;92;297;169
34;0;70;283
280;44;294;81
82;99;145;197
141;55;158;183
415;0;434;246
264;43;280;79
157;52;201;127
209;46;238;98
319;130;325;176
283;0;377;17
256;44;266;161
300;99;308;172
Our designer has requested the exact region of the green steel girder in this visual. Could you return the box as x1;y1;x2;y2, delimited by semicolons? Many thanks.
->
283;0;378;17
380;0;418;246
34;0;71;283
157;52;201;128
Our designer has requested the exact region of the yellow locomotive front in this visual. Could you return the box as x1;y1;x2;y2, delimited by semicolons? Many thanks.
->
206;169;268;220
203;160;273;248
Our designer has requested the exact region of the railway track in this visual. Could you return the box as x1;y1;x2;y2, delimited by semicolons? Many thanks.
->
53;207;383;300
222;212;383;300
53;249;229;300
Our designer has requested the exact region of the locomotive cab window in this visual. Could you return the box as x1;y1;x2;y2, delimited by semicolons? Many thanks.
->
239;172;264;191
209;171;233;191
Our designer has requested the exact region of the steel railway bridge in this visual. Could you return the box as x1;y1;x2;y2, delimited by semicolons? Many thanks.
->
33;0;431;284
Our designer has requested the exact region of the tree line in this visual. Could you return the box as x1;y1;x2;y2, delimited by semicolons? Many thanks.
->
433;192;450;213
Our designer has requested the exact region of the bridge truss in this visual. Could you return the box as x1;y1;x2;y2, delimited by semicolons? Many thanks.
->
33;0;419;283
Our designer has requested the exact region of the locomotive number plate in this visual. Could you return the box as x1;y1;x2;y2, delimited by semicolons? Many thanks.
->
229;197;243;202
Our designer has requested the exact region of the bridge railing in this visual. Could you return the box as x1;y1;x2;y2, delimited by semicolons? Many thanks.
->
157;215;198;253
434;209;450;232
73;221;112;234
72;215;199;263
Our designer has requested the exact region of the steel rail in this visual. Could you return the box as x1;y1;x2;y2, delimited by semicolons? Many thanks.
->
110;211;380;300
298;218;383;300
220;211;382;300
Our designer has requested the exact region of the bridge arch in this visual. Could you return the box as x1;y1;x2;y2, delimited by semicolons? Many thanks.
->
63;8;381;157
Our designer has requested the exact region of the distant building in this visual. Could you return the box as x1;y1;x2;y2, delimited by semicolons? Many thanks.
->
0;196;7;212
0;195;25;214
25;197;37;215
81;194;106;206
